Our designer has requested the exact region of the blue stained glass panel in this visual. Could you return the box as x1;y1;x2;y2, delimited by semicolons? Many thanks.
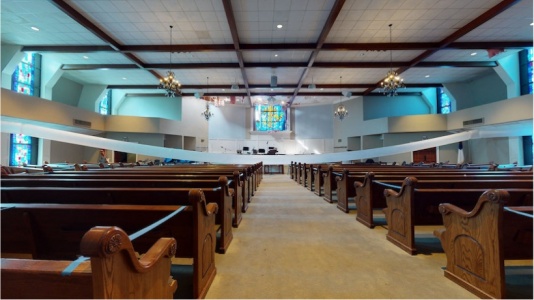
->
439;88;451;114
12;53;36;96
254;105;287;131
10;134;33;166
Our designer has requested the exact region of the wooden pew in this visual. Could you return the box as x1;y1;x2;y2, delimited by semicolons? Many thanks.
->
2;175;244;228
434;189;533;299
336;168;532;211
303;162;531;203
382;177;533;255
353;172;533;228
1;185;233;255
1;226;177;299
8;169;251;213
40;165;255;212
1;189;217;299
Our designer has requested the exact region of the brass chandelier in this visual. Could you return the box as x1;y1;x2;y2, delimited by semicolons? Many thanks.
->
380;24;405;97
334;76;348;120
159;25;182;97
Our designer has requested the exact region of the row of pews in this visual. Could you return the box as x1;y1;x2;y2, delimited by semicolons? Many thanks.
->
0;162;263;299
290;161;533;299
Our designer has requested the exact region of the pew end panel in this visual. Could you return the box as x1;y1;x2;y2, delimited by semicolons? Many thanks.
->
1;226;178;299
433;189;533;299
382;177;418;255
355;172;375;228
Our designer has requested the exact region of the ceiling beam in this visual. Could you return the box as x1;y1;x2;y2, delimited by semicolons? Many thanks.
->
287;0;346;107
122;91;423;98
62;61;497;71
222;0;252;107
47;0;160;79
22;41;530;54
362;0;522;95
108;83;441;90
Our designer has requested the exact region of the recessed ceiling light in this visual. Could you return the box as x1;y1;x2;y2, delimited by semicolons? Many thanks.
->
276;24;283;29
471;52;477;56
222;89;225;91
122;77;127;80
320;88;324;90
83;55;89;59
531;22;533;26
31;26;40;31
274;54;278;57
425;75;430;78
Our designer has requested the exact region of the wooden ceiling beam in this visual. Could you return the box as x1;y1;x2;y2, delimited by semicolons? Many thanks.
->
222;0;252;107
108;83;441;90
63;61;496;71
287;0;346;107
22;41;530;54
362;0;522;95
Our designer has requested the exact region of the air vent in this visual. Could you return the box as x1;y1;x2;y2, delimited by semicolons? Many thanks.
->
463;118;484;127
73;119;91;127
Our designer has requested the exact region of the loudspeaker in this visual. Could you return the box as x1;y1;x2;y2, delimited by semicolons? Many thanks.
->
270;75;277;87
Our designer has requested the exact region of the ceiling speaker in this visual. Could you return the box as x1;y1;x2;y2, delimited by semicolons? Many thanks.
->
270;75;277;87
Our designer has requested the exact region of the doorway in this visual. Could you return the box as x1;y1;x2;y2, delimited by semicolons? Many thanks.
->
413;147;436;163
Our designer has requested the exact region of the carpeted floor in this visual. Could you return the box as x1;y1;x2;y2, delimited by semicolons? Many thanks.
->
204;174;531;299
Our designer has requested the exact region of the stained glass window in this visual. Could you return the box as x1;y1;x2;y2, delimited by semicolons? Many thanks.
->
12;52;37;96
519;48;533;95
254;104;287;131
528;48;533;94
438;88;451;114
10;53;41;165
99;90;111;115
9;134;34;166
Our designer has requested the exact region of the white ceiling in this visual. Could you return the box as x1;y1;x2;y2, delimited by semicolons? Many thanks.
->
1;0;532;106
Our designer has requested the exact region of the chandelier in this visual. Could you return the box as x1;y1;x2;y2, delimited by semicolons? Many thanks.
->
201;103;213;121
334;76;348;120
159;25;182;97
203;76;226;107
380;24;405;97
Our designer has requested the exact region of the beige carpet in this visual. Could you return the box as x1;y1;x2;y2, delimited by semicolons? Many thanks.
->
203;174;483;299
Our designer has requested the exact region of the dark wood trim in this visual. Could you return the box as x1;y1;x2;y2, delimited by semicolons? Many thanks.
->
48;0;121;51
288;0;346;107
362;0;522;95
222;0;252;106
107;83;441;90
62;61;497;71
22;41;530;54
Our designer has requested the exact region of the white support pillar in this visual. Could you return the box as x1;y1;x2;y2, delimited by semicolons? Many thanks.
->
1;44;24;90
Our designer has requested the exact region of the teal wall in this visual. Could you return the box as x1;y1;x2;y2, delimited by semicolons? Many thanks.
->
363;95;430;120
52;77;83;107
446;69;507;110
117;95;182;121
295;104;334;139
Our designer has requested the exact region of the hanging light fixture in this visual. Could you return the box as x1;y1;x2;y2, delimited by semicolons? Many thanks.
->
159;25;182;97
204;76;225;107
334;76;348;120
380;24;405;97
201;103;213;121
308;76;316;89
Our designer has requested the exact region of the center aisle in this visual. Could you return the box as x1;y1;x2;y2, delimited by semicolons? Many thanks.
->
205;174;476;299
